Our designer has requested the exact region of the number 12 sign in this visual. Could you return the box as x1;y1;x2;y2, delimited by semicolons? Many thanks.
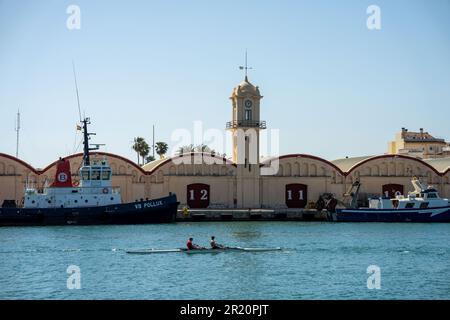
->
187;183;210;208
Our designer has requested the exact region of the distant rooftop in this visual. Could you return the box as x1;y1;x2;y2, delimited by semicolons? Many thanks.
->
400;127;446;143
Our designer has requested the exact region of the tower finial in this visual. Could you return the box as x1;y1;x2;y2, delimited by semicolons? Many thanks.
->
239;50;252;81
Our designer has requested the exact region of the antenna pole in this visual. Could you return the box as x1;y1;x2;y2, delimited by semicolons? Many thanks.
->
72;61;82;122
15;109;20;158
245;50;248;79
152;125;155;158
239;50;252;81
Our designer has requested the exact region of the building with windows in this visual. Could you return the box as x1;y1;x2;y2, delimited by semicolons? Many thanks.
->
2;77;450;209
388;127;450;159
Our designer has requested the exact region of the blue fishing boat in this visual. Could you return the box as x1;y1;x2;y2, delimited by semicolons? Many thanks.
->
328;178;450;222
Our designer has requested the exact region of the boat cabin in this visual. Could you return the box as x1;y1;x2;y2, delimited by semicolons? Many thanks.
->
23;158;121;209
369;180;449;210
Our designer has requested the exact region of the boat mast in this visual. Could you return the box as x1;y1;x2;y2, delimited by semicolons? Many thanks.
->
15;109;20;158
72;62;99;166
82;118;90;165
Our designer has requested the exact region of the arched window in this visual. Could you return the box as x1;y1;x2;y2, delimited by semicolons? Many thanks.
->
284;163;291;177
372;165;380;176
177;164;185;176
301;163;309;176
397;163;405;176
278;165;284;176
310;164;317;177
157;170;164;183
131;170;138;183
293;162;300;176
7;165;15;175
245;109;252;121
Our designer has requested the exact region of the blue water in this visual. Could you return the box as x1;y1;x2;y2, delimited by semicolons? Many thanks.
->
0;222;449;299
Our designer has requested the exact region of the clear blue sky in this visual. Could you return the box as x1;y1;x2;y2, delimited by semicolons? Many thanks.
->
1;0;450;168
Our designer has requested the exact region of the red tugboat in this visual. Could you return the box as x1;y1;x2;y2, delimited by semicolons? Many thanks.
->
0;118;179;226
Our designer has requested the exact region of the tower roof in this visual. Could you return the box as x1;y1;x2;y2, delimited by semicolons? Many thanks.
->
231;77;262;98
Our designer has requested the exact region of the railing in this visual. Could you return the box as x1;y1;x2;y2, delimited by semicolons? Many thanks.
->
226;120;266;129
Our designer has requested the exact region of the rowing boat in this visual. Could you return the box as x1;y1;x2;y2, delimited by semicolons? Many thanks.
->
126;247;282;254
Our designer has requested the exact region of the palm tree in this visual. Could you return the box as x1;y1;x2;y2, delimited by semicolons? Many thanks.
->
132;137;145;165
155;142;169;159
145;155;156;163
177;144;194;155
139;141;150;165
195;144;215;154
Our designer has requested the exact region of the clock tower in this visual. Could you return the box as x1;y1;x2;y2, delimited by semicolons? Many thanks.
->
227;75;266;208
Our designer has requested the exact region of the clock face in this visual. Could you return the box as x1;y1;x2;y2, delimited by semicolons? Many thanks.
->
244;100;252;108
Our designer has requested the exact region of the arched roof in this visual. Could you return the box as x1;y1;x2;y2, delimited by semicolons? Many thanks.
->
423;158;450;174
340;154;442;176
0;152;147;175
331;156;374;172
261;154;345;175
40;152;148;175
3;151;449;177
142;152;236;175
0;153;40;174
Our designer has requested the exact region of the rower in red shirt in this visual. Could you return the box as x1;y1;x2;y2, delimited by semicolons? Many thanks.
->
186;237;202;250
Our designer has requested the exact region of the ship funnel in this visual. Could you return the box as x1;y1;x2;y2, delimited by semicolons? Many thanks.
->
51;158;73;188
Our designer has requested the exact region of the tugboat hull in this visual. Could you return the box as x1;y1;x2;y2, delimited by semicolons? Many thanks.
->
0;194;179;227
328;207;450;222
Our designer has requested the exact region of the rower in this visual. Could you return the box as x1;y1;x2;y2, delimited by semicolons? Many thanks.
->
186;237;202;250
210;236;225;249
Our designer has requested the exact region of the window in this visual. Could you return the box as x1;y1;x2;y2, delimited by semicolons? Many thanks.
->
420;202;429;209
405;202;415;208
91;170;101;181
102;170;111;180
81;170;90;181
427;193;437;199
245;109;252;121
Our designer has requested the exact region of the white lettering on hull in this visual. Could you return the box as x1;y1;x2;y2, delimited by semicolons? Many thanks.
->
134;201;164;210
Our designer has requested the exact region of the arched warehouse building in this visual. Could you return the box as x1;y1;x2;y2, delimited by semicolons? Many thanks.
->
1;77;450;208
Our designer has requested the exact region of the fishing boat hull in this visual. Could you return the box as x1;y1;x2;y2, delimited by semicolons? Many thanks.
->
328;206;450;222
0;194;179;227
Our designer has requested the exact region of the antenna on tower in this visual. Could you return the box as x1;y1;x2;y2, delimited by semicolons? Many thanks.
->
15;109;20;158
239;50;252;81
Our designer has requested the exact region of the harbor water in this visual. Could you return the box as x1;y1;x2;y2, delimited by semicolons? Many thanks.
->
0;222;449;299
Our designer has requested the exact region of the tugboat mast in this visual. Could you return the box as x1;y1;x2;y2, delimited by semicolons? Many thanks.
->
72;62;101;166
81;117;100;166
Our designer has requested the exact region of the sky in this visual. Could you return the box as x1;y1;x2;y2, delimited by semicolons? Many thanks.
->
1;0;450;168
